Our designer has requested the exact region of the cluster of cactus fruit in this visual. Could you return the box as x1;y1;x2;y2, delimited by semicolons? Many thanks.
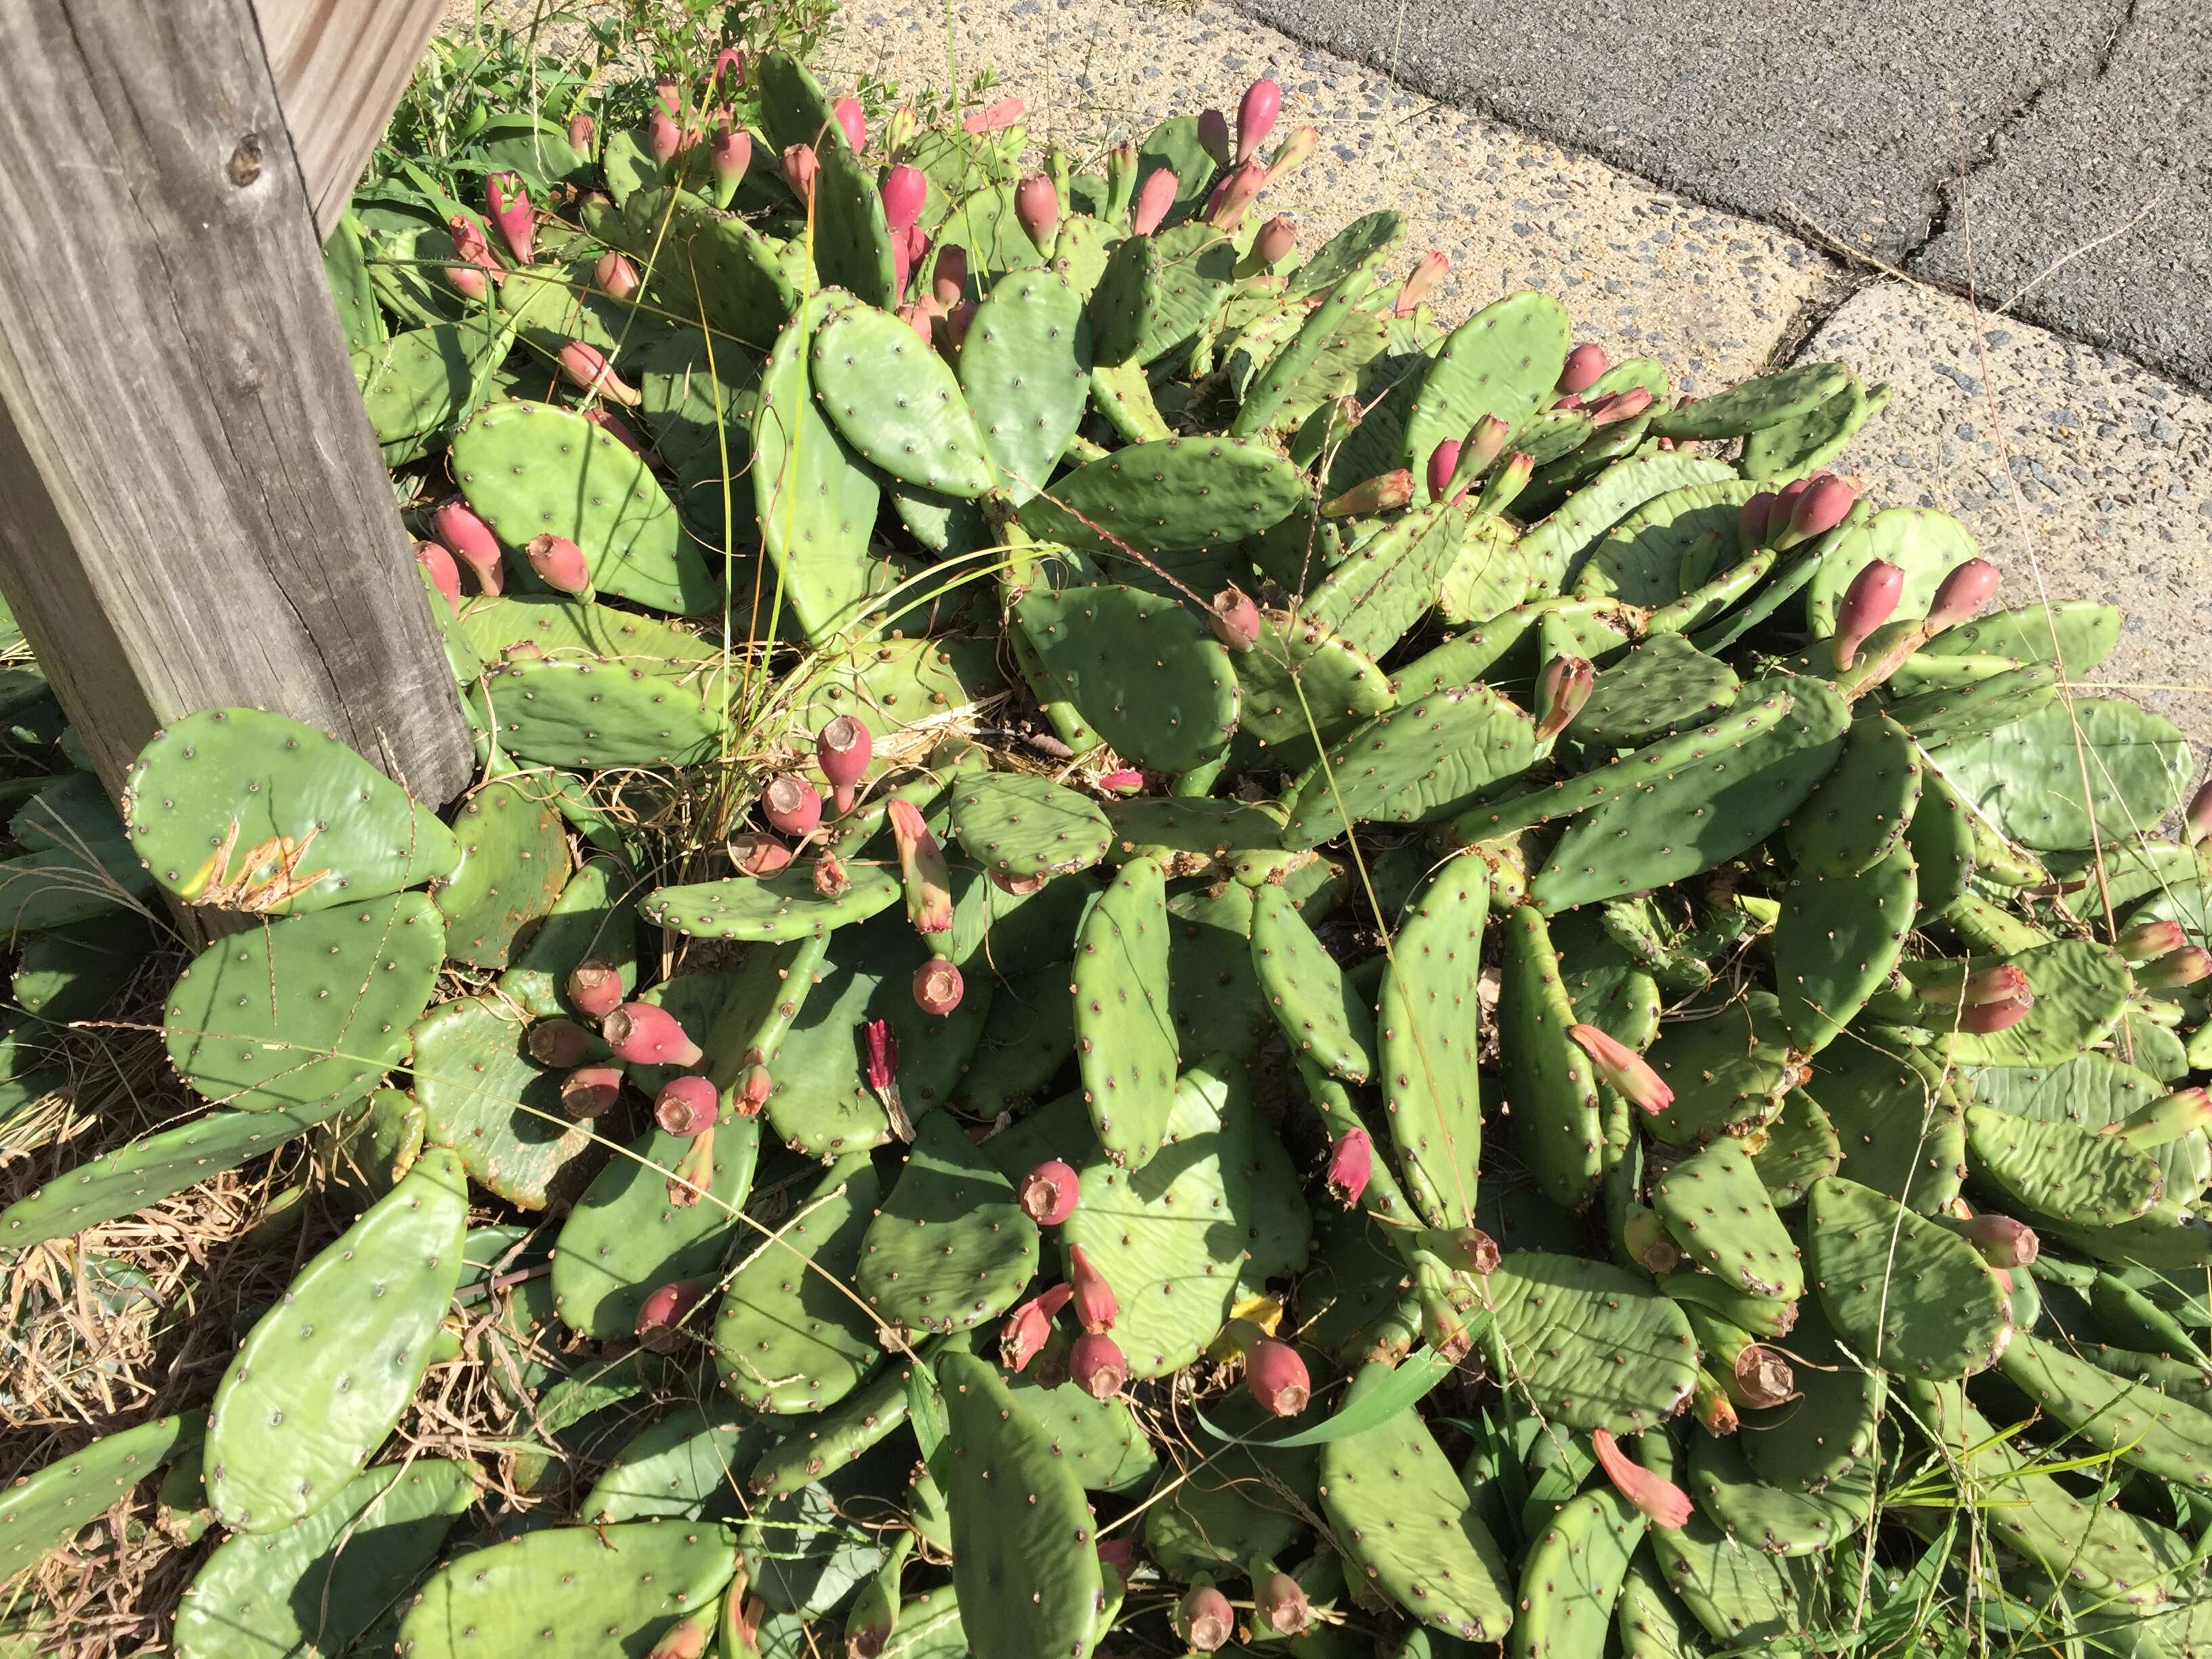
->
12;33;2212;1659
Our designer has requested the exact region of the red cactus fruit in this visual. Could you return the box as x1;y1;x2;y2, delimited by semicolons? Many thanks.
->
1130;167;1179;235
880;164;927;232
931;243;970;307
1174;1582;1233;1652
484;171;535;264
432;499;504;595
1068;1242;1119;1333
912;958;964;1016
888;799;954;934
1252;1570;1310;1636
567;110;596;152
1247;1338;1311;1416
525;533;590;595
1788;473;1856;540
816;714;873;815
560;1063;625;1120
1326;1126;1372;1206
647;107;682;162
1209;586;1261;651
556;341;641;406
831;96;865;152
1014;173;1059;250
781;142;819;202
1738;491;1778;550
763;773;823;838
1832;558;1903;670
415;540;462;609
655;1075;718;1137
728;830;793;876
567;959;624;1020
1426;439;1462;504
527;1018;599;1068
634;1279;705;1353
1254;213;1298;264
1197;107;1231;167
1236;78;1282;163
602;1002;703;1067
1966;1213;2040;1268
1557;342;1609;394
1069;1331;1128;1399
1020;1160;1080;1227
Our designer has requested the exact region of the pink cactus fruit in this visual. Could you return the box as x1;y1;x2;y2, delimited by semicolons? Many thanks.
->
1831;558;1904;670
1015;173;1060;249
781;142;819;202
560;1063;625;1121
1254;213;1298;264
880;164;927;232
524;533;590;595
1326;1126;1372;1206
594;251;641;301
1252;1570;1310;1636
556;340;642;406
912;958;964;1015
1557;342;1609;394
1925;557;2000;632
1197;108;1232;167
1019;1160;1080;1226
1130;167;1179;235
1209;586;1261;651
602;1002;703;1068
727;830;792;876
832;95;865;152
816;714;873;815
1247;1338;1311;1416
432;499;504;595
763;773;823;838
1236;78;1282;163
1175;1583;1234;1652
1393;250;1448;318
634;1279;706;1353
484;171;535;264
415;540;462;609
567;959;624;1019
1070;1331;1128;1399
655;1075;718;1137
526;1017;598;1067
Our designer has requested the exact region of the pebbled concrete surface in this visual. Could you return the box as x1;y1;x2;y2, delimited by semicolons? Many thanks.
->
822;0;1841;394
1229;0;2211;396
1806;284;2212;750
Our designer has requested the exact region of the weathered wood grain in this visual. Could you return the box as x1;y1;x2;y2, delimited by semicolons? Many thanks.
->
0;0;472;806
253;0;448;238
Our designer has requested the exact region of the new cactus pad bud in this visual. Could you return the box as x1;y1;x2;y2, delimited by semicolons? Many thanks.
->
1019;1160;1080;1226
960;95;1024;134
1013;173;1059;251
1068;1242;1119;1332
1393;249;1448;317
1246;1338;1310;1416
483;171;535;264
647;107;682;162
565;959;623;1019
1254;213;1297;265
1209;586;1261;650
763;773;822;838
726;830;792;876
1415;1255;1474;1359
1966;1213;2040;1267
1002;1282;1073;1371
1533;654;1595;742
527;1017;600;1067
831;95;865;151
415;540;461;609
1322;468;1414;518
1069;1330;1128;1399
1460;412;1513;478
432;498;504;594
1557;342;1609;393
887;798;954;934
815;714;872;814
1206;160;1268;229
1568;1023;1674;1112
1924;556;1999;631
1593;1429;1692;1528
567;110;595;151
912;957;963;1015
1236;77;1282;163
560;1063;625;1120
1130;167;1178;234
2118;919;2188;962
2141;946;2212;989
880;164;926;232
1586;386;1652;427
1197;107;1232;167
634;1279;705;1353
1831;558;1904;670
602;1002;703;1067
556;340;642;406
1252;1570;1310;1637
1325;1126;1372;1206
655;1075;718;1137
780;142;819;201
1263;125;1318;183
1176;1582;1234;1652
525;533;592;595
2105;1086;2212;1148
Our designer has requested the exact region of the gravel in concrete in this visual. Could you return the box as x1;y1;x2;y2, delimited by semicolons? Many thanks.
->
822;0;1839;392
1807;283;2212;750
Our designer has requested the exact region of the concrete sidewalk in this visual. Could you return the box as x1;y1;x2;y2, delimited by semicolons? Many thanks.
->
824;0;2211;748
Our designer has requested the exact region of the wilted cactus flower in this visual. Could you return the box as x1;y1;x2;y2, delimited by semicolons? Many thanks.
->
1533;654;1595;742
1068;1242;1119;1332
736;1061;773;1116
1831;558;1903;670
1325;1126;1372;1206
1568;1023;1673;1113
1069;1331;1128;1399
813;849;851;897
1591;1428;1692;1528
1001;1282;1073;1371
1321;468;1414;518
1246;1338;1311;1416
1262;125;1318;185
1099;769;1146;796
2142;946;2212;989
1393;249;1448;317
1585;387;1652;427
1019;1160;1080;1226
887;798;954;934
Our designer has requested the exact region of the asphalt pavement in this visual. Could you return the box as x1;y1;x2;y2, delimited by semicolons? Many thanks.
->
1227;0;2212;391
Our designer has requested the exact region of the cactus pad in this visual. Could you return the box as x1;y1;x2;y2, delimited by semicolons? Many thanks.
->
125;708;459;914
1805;1036;1963;1212
1647;361;1852;441
1401;292;1571;473
713;1155;884;1414
487;653;726;771
1928;697;2192;853
1770;844;1917;1052
1231;609;1397;768
948;772;1112;879
1652;1136;1803;1298
434;777;571;968
1282;684;1537;849
1300;502;1467;660
1963;1104;2161;1225
1071;853;1179;1170
1015;586;1239;774
641;863;900;941
1378;857;1490;1229
747;1360;916;1499
1017;436;1305;558
1510;1484;1645;1659
813;303;998;497
1567;633;1742;747
859;1111;1040;1334
1802;508;1978;635
1784;713;1923;878
0;1412;202;1582
1250;883;1376;1084
204;1146;467;1531
1486;1252;1699;1433
1933;938;2131;1067
1999;1330;2212;1487
1495;903;1605;1211
411;993;596;1210
584;1401;766;1522
1805;1176;2009;1378
961;268;1094;501
1641;992;1798;1147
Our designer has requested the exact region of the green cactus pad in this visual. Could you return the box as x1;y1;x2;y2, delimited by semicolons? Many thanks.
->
1488;1252;1699;1432
1805;1175;2009;1378
1282;684;1537;850
960;268;1094;501
1740;369;1885;480
175;1458;474;1659
1566;634;1741;748
1806;1037;1964;1212
1685;1428;1870;1557
1378;857;1490;1229
551;1115;761;1340
1931;938;2131;1067
812;138;898;305
1739;1310;1882;1492
755;291;887;646
0;1100;340;1249
1300;502;1467;661
1885;663;2060;747
1250;883;1376;1084
1574;480;1765;609
756;48;844;150
487;653;726;771
125;708;459;914
1641;992;1798;1147
1088;357;1172;443
997;1364;1157;1494
434;777;570;969
1927;697;2192;853
1230;609;1397;773
1231;258;1389;439
1963;1103;2161;1225
640;863;900;941
1653;1136;1803;1298
1509;1483;1645;1659
1070;854;1179;1170
204;1146;467;1531
1519;454;1737;589
1536;676;1848;913
1088;222;1236;368
584;1401;768;1522
1925;599;2123;674
497;856;636;1019
791;634;1006;743
1101;796;1283;870
747;1359;917;1498
1616;1555;1697;1659
1162;882;1274;1063
411;993;596;1210
713;1154;884;1414
462;599;720;674
1648;361;1852;441
936;1351;1104;1659
1495;903;1605;1211
1015;586;1239;775
948;772;1112;879
1553;909;1663;1052
1748;1090;1841;1207
165;893;443;1115
1999;1330;2212;1487
1017;434;1305;558
1061;1055;1307;1376
396;1521;739;1658
1401;292;1571;475
0;1411;202;1582
1652;1513;1827;1645
1318;1372;1515;1643
1903;771;1978;918
858;1111;1040;1335
1797;507;1975;636
1771;844;1917;1052
1145;1398;1322;1577
452;400;716;614
1784;714;1923;878
1969;1054;2207;1206
813;302;998;497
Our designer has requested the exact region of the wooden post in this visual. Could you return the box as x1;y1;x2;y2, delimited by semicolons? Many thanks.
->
0;0;473;807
